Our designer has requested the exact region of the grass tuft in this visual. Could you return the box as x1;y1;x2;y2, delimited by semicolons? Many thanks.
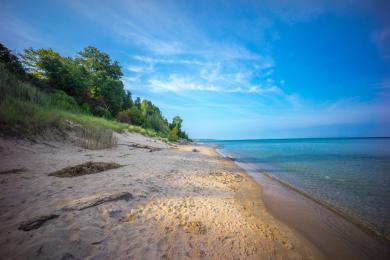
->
76;125;118;150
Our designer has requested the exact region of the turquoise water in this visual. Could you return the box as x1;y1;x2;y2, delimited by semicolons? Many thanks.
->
201;138;390;239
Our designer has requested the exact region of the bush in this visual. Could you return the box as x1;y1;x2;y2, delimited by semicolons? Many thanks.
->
94;106;112;119
117;111;131;123
49;90;80;112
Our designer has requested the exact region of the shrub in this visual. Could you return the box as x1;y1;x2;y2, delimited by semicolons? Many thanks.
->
117;111;131;123
49;90;80;112
94;106;112;119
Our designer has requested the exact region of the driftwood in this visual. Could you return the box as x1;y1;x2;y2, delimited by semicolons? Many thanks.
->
48;162;122;177
118;143;162;152
0;168;26;175
18;214;59;231
62;192;133;211
18;192;133;231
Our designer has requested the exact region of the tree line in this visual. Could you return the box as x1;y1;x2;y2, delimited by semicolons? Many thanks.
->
0;43;189;140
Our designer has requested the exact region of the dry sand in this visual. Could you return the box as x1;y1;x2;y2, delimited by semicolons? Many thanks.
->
0;132;324;259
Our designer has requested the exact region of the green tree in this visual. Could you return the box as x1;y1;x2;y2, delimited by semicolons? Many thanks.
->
170;116;183;130
76;46;125;116
170;116;188;139
20;48;88;97
127;106;143;126
122;90;133;110
10;42;190;139
0;43;25;77
21;48;61;80
168;126;178;141
134;97;141;108
77;46;122;80
98;78;124;116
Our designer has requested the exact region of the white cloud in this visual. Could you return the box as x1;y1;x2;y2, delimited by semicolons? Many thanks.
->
148;75;219;92
133;55;204;65
126;64;154;73
248;85;281;94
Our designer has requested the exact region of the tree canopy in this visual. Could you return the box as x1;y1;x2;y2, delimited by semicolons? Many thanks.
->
0;43;189;140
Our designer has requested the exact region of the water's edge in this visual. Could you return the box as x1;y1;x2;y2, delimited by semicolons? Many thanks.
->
261;170;388;242
215;147;390;259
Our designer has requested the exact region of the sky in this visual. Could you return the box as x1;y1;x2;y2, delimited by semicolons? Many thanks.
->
1;0;390;139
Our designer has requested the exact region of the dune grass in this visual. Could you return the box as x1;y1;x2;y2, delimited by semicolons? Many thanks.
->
60;111;128;132
0;63;168;143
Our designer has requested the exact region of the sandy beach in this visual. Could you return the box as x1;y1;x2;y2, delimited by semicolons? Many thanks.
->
0;132;324;259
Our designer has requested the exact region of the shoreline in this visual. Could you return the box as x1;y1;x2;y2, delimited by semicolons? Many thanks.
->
212;147;390;259
0;132;325;259
261;171;389;242
200;144;326;259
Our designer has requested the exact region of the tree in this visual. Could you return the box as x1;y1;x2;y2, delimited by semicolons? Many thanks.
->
122;90;133;110
134;97;141;108
0;43;25;77
20;46;128;117
170;116;188;139
77;46;122;80
76;46;125;116
21;48;61;79
98;77;124;116
20;48;88;96
168;126;178;141
126;106;143;126
170;116;183;130
7;42;190;140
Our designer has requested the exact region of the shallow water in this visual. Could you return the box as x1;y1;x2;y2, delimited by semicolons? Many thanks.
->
201;138;390;239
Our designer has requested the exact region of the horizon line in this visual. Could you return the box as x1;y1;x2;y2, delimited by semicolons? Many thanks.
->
194;136;390;142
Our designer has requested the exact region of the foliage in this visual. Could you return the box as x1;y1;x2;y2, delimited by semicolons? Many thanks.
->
0;43;26;78
168;126;179;141
49;90;81;113
127;125;164;140
116;111;131;124
1;42;189;141
169;115;188;140
122;90;133;110
94;106;112;119
0;62;126;134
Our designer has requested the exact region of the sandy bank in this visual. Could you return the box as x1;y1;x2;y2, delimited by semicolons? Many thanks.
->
0;132;323;259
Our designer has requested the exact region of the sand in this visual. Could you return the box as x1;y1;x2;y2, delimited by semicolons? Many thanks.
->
0;132;324;259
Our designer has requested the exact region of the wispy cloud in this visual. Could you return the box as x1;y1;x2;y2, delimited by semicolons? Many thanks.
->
0;13;53;51
126;64;154;74
149;75;218;92
133;55;204;65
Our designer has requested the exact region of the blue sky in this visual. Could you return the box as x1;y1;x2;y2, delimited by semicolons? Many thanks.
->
1;0;389;139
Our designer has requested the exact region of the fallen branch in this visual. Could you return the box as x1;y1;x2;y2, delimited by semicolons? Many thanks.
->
18;214;59;231
62;192;133;211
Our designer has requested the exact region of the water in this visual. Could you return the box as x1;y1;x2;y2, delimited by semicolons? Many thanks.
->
201;138;390;239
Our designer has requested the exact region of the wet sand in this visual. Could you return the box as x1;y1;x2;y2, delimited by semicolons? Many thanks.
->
237;161;390;260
